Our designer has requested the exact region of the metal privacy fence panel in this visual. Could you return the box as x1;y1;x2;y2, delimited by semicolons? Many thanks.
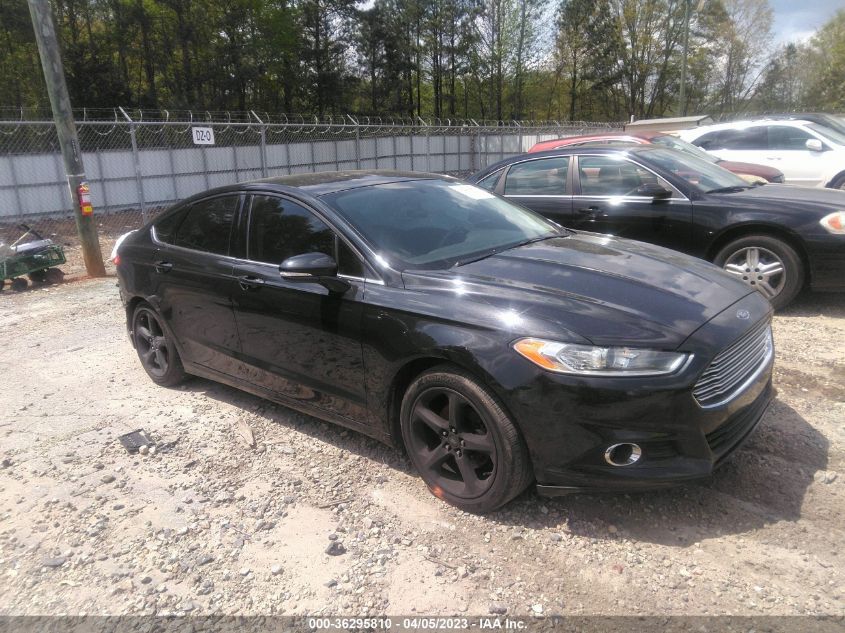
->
0;113;621;278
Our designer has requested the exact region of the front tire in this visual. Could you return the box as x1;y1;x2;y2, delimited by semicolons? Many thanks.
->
400;366;532;513
714;235;804;310
132;304;186;387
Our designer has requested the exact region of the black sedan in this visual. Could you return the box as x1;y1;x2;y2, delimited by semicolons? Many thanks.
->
467;147;845;309
116;171;774;512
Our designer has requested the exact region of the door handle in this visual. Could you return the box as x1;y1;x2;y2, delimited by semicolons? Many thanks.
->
238;275;265;291
576;206;601;217
154;260;173;273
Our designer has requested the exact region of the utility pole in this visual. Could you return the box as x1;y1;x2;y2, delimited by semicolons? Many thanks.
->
679;0;691;117
27;0;105;277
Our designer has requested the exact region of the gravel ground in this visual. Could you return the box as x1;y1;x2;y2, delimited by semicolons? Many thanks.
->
0;278;843;617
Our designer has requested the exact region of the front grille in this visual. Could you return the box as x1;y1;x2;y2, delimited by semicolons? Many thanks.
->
693;319;773;408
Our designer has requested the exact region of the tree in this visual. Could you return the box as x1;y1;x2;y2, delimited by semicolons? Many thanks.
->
555;0;620;120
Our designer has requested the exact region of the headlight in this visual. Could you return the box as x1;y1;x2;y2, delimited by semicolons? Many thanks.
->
819;211;845;234
513;338;689;376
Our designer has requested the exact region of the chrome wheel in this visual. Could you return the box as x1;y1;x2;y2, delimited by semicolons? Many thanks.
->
722;246;785;300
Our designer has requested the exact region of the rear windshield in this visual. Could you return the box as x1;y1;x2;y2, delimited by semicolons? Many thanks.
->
322;179;559;269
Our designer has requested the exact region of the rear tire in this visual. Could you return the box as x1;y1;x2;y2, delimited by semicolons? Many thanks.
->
713;235;803;310
44;268;64;284
400;366;532;513
10;278;27;292
29;269;48;284
132;303;187;387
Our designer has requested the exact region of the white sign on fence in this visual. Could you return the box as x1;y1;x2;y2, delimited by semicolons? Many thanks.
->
191;127;215;145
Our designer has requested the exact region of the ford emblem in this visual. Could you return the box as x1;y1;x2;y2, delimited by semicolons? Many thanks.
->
736;309;750;320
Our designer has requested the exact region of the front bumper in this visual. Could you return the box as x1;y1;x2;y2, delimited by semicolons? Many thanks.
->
498;292;775;493
535;380;772;495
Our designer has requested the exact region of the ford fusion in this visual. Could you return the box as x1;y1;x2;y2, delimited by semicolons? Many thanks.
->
115;171;774;512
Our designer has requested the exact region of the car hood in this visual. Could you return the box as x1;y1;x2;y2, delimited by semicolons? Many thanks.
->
401;233;755;349
716;159;783;180
712;183;845;210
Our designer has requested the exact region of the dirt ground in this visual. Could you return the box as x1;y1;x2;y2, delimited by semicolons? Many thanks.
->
0;278;843;618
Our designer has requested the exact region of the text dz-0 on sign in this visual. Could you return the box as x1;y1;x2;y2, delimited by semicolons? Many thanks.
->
191;127;215;145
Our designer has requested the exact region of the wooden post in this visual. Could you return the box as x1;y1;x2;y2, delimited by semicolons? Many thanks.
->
28;0;105;277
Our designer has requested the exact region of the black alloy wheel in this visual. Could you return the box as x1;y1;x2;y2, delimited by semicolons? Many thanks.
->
132;304;186;386
400;367;532;513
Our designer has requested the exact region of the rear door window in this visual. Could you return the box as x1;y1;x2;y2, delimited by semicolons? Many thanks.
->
153;208;188;244
172;195;239;254
476;169;503;192
504;157;570;195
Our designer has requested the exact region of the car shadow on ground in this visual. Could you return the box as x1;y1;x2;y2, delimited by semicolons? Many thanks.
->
176;375;828;546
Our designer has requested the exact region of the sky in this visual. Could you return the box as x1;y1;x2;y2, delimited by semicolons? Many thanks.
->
770;0;842;45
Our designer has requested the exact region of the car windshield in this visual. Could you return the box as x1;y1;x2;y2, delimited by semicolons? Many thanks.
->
650;134;719;164
638;148;751;193
323;179;561;269
807;122;845;146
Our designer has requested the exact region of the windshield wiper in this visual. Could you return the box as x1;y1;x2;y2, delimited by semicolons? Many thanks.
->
454;233;564;267
706;185;753;194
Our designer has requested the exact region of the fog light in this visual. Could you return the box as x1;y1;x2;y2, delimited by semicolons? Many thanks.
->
604;443;642;467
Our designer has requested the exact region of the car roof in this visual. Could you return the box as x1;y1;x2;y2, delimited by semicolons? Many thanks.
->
685;119;815;134
478;145;657;175
530;131;658;148
242;170;450;196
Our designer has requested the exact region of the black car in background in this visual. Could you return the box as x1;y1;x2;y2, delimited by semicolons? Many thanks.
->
116;171;775;512
467;147;845;309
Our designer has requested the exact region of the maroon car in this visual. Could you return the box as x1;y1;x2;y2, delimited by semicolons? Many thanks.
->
528;132;784;183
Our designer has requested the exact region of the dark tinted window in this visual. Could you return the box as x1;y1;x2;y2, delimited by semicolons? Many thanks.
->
476;169;503;191
578;156;660;196
726;128;767;150
248;195;334;264
504;157;569;195
694;131;726;150
172;196;238;254
768;125;813;150
337;239;365;277
153;207;188;243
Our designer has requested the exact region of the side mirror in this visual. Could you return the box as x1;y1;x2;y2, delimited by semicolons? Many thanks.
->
279;252;349;293
635;182;672;200
806;139;824;152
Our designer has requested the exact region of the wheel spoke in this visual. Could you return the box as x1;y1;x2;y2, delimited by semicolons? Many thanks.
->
447;393;465;429
154;349;167;370
454;455;482;495
136;325;152;340
421;444;451;471
745;248;760;269
414;405;450;435
141;347;155;363
724;263;745;276
458;431;494;454
757;279;778;298
758;261;784;276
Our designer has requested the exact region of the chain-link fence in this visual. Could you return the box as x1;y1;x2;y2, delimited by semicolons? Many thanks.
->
0;110;622;281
